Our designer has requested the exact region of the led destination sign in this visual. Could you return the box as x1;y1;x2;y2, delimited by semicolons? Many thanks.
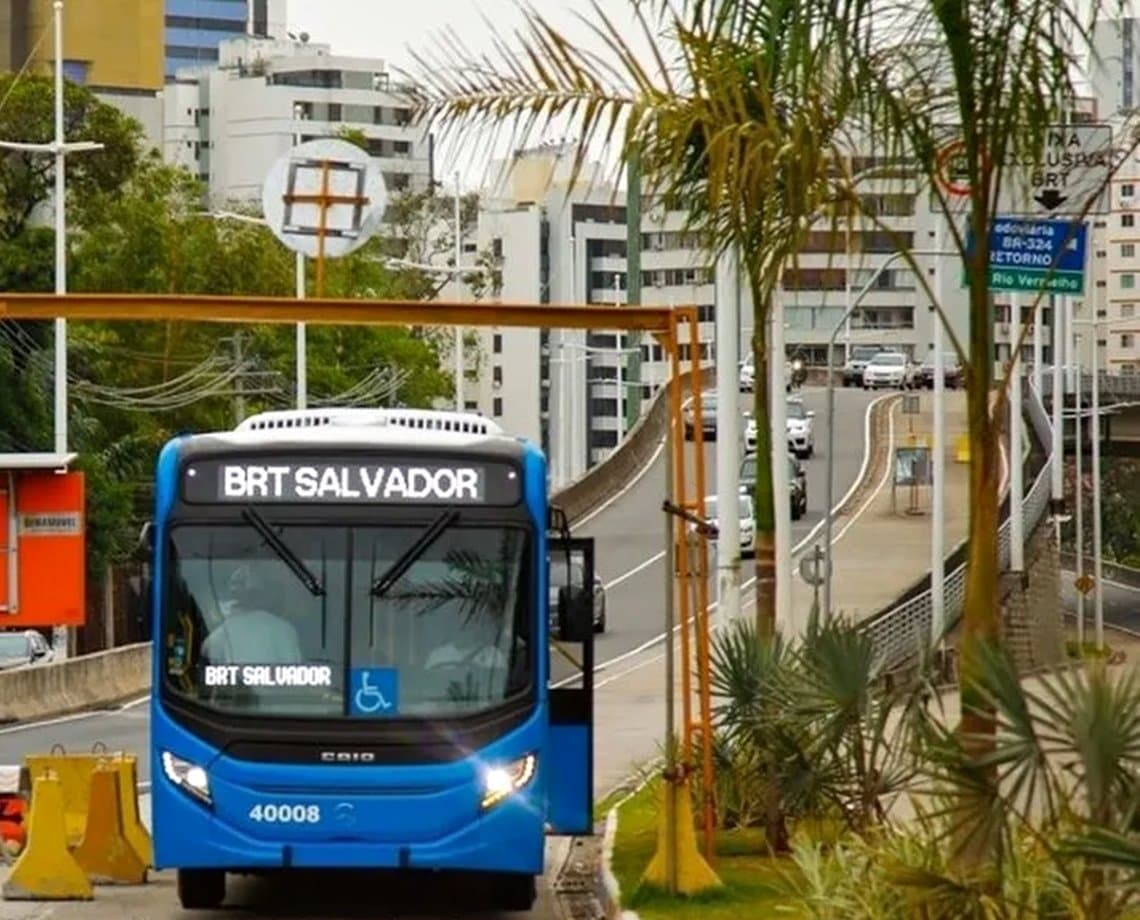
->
181;457;521;505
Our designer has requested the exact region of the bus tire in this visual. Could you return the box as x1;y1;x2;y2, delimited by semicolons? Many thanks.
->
497;873;536;911
177;869;226;909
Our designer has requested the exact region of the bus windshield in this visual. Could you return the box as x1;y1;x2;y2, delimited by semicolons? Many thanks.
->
162;523;532;720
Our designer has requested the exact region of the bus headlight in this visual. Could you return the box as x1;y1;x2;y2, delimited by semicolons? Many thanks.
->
161;751;212;805
480;753;537;810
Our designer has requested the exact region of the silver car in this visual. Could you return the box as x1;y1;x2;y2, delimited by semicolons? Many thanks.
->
0;630;53;671
549;556;606;635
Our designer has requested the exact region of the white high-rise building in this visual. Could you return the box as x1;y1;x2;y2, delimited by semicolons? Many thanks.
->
163;36;433;206
1088;17;1140;117
473;144;986;482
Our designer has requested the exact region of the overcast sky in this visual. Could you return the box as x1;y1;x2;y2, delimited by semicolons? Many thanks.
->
286;0;656;190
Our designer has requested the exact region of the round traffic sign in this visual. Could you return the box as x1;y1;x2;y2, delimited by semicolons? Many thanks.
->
261;138;388;259
935;140;972;197
798;550;831;587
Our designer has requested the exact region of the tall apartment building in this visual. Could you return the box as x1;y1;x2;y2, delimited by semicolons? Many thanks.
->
1088;17;1139;117
473;145;988;482
163;36;433;205
1061;113;1140;376
0;0;164;145
163;1;287;79
164;0;248;79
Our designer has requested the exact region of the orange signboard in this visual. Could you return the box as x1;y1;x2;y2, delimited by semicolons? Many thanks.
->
0;470;86;627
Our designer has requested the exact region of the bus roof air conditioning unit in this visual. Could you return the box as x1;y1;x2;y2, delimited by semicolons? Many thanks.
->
237;408;505;437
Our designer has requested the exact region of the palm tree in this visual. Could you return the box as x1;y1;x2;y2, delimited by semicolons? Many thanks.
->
831;0;1139;876
405;0;859;635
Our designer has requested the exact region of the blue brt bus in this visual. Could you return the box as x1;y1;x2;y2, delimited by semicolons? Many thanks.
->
144;408;596;911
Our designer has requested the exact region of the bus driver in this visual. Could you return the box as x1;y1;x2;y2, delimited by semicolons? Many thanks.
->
202;565;303;666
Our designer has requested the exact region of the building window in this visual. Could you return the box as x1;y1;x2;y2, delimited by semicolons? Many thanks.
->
1124;274;1136;289
1124;214;1135;228
492;365;502;385
1124;243;1136;258
492;334;502;354
165;15;247;32
1124;183;1136;198
464;400;478;411
492;397;503;416
61;60;88;84
1122;333;1135;349
1123;303;1136;318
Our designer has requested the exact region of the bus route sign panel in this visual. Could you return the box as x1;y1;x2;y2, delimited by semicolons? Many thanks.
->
963;217;1088;295
181;457;522;505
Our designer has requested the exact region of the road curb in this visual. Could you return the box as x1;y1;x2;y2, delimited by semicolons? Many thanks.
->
591;394;899;918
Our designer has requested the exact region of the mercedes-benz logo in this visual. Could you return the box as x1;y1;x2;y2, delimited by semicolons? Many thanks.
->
334;803;355;827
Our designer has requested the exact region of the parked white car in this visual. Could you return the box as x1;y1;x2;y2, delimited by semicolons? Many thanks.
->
743;398;814;458
739;356;755;391
863;351;915;390
693;493;755;558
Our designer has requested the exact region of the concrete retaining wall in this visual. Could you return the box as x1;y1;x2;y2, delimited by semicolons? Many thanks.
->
5;366;717;722
0;642;150;724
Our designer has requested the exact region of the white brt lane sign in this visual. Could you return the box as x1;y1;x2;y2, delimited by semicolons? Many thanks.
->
935;123;1114;217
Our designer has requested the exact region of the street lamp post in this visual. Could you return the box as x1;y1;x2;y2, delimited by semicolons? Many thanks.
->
0;0;104;460
0;0;105;658
1070;315;1129;652
822;247;957;622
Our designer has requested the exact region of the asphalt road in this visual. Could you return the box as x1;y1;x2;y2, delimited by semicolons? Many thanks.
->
0;385;877;918
1061;569;1140;633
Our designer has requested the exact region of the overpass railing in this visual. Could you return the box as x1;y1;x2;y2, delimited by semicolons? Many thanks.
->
1040;369;1140;401
859;384;1054;673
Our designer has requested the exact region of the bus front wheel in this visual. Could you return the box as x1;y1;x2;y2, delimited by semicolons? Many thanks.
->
177;869;226;909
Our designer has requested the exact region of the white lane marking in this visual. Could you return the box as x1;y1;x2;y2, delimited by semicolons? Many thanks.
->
0;694;150;736
1;390;878;731
573;441;666;529
557;390;893;685
831;396;895;545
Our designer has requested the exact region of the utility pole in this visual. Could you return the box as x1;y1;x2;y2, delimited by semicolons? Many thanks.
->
293;103;307;409
454;170;464;410
233;332;246;424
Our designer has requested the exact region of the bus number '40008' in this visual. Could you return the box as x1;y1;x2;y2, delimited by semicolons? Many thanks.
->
248;804;321;823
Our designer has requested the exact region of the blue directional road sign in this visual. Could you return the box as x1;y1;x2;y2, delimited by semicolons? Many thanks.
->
964;217;1088;295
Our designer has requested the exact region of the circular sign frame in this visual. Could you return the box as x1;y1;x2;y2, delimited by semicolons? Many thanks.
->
260;137;388;260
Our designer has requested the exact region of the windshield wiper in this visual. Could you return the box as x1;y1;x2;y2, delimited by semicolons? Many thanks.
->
370;508;459;598
241;505;325;596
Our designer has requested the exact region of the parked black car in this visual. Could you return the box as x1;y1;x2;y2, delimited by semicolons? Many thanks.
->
915;351;964;389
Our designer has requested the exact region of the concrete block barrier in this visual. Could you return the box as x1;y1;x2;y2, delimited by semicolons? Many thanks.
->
0;642;150;725
0;750;152;898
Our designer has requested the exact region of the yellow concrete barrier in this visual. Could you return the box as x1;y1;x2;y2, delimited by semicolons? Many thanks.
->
1;774;93;901
72;766;147;885
955;433;970;463
25;751;103;847
109;755;152;868
25;747;147;856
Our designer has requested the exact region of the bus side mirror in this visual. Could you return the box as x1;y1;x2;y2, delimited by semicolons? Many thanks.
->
137;521;155;555
557;586;592;643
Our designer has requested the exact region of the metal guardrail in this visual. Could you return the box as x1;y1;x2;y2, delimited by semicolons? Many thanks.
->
1040;369;1140;401
859;386;1054;672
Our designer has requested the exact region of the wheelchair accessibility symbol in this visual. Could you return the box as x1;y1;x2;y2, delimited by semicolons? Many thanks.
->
349;668;399;717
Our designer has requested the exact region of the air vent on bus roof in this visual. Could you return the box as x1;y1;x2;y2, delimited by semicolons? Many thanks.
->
235;408;505;437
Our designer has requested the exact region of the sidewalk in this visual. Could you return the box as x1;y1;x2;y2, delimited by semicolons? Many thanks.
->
593;391;972;797
789;390;971;625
